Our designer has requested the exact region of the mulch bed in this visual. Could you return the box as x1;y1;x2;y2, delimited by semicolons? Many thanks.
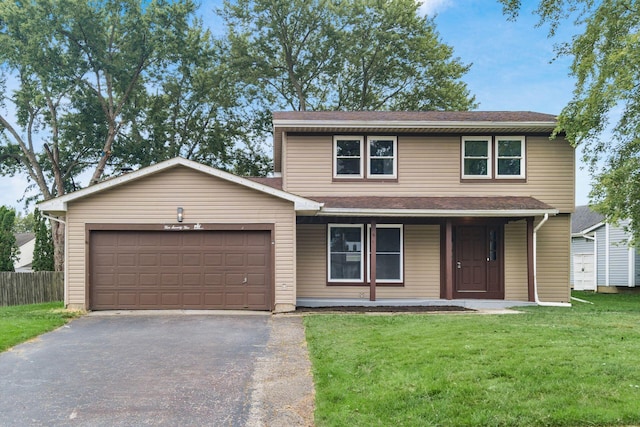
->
295;305;474;313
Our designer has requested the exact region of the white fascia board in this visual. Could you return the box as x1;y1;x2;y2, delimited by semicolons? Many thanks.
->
579;222;605;235
272;119;556;130
38;157;322;213
317;208;559;217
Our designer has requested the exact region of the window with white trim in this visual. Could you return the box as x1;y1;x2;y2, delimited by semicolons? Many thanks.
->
334;136;364;178
496;136;525;178
327;224;403;283
367;225;403;283
368;136;397;178
462;137;491;178
462;136;526;179
328;225;364;282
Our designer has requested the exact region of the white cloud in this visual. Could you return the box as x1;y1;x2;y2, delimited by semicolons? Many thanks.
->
418;0;453;16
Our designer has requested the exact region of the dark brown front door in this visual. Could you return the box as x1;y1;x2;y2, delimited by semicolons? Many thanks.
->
454;225;503;299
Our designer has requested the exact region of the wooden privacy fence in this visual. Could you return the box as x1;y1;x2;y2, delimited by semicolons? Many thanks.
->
0;272;64;306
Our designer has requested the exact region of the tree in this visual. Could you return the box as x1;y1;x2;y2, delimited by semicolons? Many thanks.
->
0;206;18;271
498;0;640;242
0;0;242;270
221;0;476;112
13;211;35;233
32;208;54;271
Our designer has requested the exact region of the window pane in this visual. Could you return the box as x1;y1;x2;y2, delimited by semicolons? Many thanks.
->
464;159;488;176
376;228;400;252
370;159;394;175
337;158;360;175
498;140;521;157
330;227;361;252
370;140;394;157
376;254;400;280
464;140;488;156
336;140;361;157
330;254;361;280
498;159;521;176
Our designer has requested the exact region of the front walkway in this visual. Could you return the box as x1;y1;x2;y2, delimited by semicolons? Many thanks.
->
297;298;536;310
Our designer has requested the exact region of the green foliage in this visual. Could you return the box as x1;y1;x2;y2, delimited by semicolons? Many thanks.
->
0;206;18;271
13;211;35;233
32;209;54;271
305;293;640;426
498;0;640;243
221;0;476;112
0;302;81;352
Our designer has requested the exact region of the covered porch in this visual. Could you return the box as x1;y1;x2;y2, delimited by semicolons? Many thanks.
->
295;195;560;305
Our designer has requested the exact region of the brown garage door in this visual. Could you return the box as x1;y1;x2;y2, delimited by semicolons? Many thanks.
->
89;230;271;310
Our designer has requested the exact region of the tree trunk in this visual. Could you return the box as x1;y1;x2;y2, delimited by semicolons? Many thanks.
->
51;220;65;272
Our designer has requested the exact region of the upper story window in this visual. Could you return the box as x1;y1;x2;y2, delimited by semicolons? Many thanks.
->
462;137;491;178
496;137;525;178
334;136;364;178
368;136;397;178
334;135;397;179
462;136;526;180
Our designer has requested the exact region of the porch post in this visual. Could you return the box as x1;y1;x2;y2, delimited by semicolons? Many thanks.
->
527;217;535;302
445;219;453;300
370;220;377;301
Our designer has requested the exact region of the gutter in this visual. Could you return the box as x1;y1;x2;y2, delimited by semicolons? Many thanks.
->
533;213;572;307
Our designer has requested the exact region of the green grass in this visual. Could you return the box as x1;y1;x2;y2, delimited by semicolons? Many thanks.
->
304;292;640;426
0;302;82;352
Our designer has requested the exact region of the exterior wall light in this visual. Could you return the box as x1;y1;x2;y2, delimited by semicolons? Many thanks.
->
177;207;184;223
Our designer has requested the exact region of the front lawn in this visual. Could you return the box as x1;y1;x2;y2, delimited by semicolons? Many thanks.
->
304;292;640;426
0;302;82;352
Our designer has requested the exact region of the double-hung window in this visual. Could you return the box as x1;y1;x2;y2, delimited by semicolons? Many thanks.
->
367;225;403;283
462;137;491;178
368;136;397;178
334;136;364;178
334;135;397;179
462;136;526;180
328;225;364;282
328;224;403;284
496;136;525;178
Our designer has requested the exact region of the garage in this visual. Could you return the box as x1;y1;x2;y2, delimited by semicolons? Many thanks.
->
89;229;272;310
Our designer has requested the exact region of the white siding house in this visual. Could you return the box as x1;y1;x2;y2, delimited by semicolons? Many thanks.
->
571;206;640;291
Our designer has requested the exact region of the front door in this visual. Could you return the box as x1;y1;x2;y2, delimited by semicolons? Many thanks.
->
454;225;504;299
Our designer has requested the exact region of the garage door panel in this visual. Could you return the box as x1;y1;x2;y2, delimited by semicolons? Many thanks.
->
90;230;271;310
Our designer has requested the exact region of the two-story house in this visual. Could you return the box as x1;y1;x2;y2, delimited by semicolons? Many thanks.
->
40;111;574;312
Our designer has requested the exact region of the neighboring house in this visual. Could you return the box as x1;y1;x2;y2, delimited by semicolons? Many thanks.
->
39;111;574;312
571;205;640;291
14;232;35;272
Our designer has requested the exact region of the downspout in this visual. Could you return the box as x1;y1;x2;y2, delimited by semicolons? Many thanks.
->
582;233;596;291
533;213;572;307
41;214;68;308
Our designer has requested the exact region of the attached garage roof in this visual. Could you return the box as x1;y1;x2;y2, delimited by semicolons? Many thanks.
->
307;196;558;217
38;157;321;214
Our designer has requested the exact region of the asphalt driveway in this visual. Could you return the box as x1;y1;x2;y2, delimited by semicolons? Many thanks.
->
0;313;314;427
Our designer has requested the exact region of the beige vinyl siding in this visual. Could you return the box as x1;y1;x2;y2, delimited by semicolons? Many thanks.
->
296;224;440;299
65;166;296;312
536;214;571;302
504;219;528;300
284;135;574;212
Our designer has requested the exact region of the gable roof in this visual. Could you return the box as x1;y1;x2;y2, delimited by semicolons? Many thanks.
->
572;205;605;234
271;110;558;172
38;157;322;214
15;232;35;247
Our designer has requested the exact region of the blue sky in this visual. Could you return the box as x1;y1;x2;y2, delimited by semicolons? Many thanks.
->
0;0;590;211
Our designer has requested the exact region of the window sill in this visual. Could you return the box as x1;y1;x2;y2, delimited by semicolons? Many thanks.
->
460;178;527;183
332;177;399;183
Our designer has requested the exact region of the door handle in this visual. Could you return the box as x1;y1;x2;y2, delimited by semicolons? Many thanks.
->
456;261;461;269
242;277;248;284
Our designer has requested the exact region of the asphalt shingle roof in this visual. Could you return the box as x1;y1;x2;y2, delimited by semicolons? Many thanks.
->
572;205;605;234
